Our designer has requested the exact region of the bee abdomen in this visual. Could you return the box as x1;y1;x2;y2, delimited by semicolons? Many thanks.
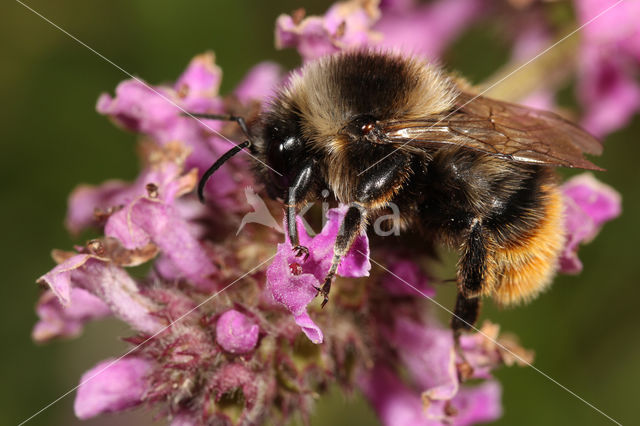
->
486;183;566;305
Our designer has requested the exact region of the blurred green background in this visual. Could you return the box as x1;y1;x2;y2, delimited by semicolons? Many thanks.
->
2;1;638;425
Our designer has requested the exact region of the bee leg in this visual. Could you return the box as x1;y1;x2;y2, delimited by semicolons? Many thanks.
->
286;161;318;261
451;293;480;380
451;218;486;334
451;293;480;335
458;218;486;298
319;204;367;307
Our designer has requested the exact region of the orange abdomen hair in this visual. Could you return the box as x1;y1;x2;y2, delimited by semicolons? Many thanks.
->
485;184;566;306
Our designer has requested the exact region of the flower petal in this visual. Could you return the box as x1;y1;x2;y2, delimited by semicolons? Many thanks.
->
37;254;92;305
292;311;324;345
66;142;197;234
447;381;502;425
97;80;180;139
577;0;640;48
174;52;222;105
560;173;621;274
578;49;640;137
37;255;162;334
358;364;430;426
74;357;152;419
234;62;285;104
576;0;640;136
96;53;223;145
266;243;323;344
360;364;503;426
308;205;371;279
383;257;434;297
266;206;371;343
458;321;534;380
66;180;131;234
276;0;381;61
391;317;458;401
32;288;111;342
376;0;485;60
106;197;216;290
96;53;255;213
67;141;216;286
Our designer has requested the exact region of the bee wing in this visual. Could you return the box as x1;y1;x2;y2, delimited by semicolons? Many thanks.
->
383;92;604;170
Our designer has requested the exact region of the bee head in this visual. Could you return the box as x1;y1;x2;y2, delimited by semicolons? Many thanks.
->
198;51;458;206
254;50;457;203
255;104;401;205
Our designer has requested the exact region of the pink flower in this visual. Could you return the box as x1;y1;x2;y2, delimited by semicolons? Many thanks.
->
376;0;485;60
266;253;322;343
216;309;260;354
95;53;253;212
74;357;152;419
96;52;223;144
66;180;131;234
276;0;382;61
234;61;285;105
577;50;640;137
37;254;163;334
358;365;430;426
266;206;370;343
576;0;640;59
276;0;484;62
560;173;621;273
575;0;640;136
67;143;198;231
436;382;503;426
32;288;111;342
390;317;458;402
107;196;214;283
383;257;434;297
359;364;502;426
374;318;529;424
66;142;218;291
458;321;535;380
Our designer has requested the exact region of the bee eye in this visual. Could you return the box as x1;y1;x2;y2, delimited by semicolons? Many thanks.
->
361;122;375;135
347;114;378;137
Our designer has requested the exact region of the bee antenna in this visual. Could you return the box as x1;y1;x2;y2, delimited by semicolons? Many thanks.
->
198;140;251;203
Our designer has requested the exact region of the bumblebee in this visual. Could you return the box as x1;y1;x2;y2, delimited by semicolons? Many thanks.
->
195;51;602;334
